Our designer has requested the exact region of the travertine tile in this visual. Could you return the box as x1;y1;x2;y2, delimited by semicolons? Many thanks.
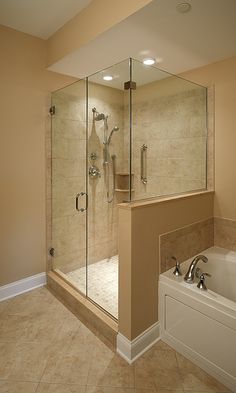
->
86;386;135;393
41;324;99;385
0;287;81;345
152;368;183;390
2;287;68;318
135;344;180;390
86;389;157;393
131;86;208;202
87;352;135;388
0;341;52;382
135;390;157;393
176;353;231;392
36;383;86;393
0;381;38;393
0;288;230;392
159;218;214;273
0;299;10;315
155;390;183;393
49;84;122;283
214;217;236;251
66;256;118;318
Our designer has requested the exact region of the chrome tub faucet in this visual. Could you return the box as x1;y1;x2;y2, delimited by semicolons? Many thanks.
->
184;255;208;283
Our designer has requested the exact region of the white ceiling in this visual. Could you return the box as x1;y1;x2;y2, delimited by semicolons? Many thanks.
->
0;0;92;39
49;0;236;79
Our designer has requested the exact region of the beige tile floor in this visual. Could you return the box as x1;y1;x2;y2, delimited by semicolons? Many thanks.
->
0;287;232;393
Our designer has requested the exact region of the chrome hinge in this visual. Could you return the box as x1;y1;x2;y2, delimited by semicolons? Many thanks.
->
49;247;55;257
124;81;136;90
49;106;55;116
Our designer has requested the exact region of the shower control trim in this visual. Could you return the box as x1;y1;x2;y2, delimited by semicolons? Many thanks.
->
75;192;88;212
89;165;101;179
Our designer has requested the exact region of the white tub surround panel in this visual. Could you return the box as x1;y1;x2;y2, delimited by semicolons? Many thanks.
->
159;247;236;392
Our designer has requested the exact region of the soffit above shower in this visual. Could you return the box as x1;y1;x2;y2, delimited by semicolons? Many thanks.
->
48;0;236;84
0;0;92;39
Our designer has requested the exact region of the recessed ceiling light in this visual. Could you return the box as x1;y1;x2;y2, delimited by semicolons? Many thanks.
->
143;58;155;66
103;75;113;81
176;2;192;13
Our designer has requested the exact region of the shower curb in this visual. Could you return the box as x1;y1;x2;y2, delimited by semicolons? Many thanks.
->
47;271;118;349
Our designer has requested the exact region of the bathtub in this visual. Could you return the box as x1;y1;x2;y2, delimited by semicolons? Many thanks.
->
159;246;236;392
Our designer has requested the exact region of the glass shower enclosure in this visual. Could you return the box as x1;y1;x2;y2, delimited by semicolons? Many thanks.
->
50;59;207;320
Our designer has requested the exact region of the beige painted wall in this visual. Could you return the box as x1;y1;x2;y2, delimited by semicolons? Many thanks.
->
47;0;153;66
0;25;74;286
182;56;236;220
118;191;214;340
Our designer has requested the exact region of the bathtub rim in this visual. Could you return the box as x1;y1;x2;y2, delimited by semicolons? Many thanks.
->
160;246;236;316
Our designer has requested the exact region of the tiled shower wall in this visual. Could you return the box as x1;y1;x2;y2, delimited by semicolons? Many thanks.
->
47;78;212;274
87;83;124;264
50;86;87;273
49;82;124;274
129;78;208;201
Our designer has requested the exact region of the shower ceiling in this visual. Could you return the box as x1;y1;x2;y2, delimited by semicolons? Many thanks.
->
49;0;236;79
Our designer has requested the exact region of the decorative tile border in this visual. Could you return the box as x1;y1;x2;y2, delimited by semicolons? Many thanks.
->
214;217;236;251
159;218;214;273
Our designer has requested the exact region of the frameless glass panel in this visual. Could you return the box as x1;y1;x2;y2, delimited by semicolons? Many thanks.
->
131;59;207;201
86;59;130;318
51;79;87;295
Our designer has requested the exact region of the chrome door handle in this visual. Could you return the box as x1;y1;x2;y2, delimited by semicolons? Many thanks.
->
141;144;147;184
75;192;88;212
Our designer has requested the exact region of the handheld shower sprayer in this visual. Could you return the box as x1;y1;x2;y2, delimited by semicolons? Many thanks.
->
91;107;120;202
107;126;119;145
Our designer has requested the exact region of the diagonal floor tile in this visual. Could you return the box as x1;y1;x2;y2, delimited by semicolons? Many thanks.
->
0;380;38;393
0;341;53;382
86;387;135;393
0;300;10;315
87;353;135;388
36;383;86;392
0;287;81;345
40;325;97;385
152;368;183;390
176;353;231;392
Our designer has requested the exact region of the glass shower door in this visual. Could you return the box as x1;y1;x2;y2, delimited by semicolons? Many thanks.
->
51;80;87;295
86;59;130;319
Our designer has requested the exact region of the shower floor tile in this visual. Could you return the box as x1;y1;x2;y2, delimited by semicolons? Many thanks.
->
66;255;118;319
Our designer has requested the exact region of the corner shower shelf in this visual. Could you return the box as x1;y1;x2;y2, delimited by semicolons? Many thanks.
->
116;172;134;176
115;173;134;193
115;189;134;193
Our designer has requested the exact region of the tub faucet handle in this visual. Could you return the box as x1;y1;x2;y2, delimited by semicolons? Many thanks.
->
171;256;182;277
196;269;211;290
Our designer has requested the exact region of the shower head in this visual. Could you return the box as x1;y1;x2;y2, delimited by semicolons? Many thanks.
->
92;107;106;121
94;113;106;121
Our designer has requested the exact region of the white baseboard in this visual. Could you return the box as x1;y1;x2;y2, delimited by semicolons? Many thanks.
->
0;272;46;302
117;322;160;364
